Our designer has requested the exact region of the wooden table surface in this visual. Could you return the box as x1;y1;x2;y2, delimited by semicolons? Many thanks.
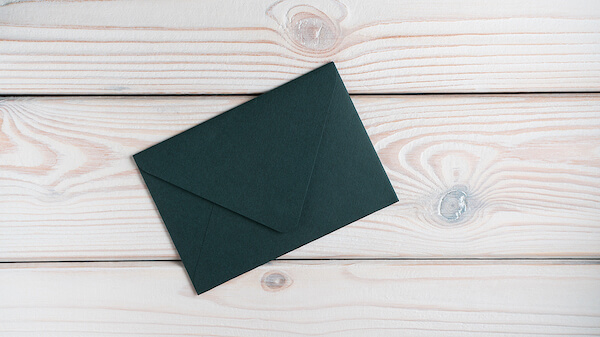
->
1;0;599;336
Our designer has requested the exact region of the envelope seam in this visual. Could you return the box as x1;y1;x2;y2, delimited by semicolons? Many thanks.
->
294;75;340;227
191;203;214;286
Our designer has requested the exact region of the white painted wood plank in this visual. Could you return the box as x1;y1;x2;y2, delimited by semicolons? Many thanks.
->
1;0;599;94
1;260;599;336
1;95;599;261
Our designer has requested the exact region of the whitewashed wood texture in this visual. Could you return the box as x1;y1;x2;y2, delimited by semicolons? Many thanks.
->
2;1;599;335
1;260;599;336
1;0;600;94
1;95;599;261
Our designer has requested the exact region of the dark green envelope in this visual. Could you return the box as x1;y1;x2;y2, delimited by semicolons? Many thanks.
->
133;62;398;295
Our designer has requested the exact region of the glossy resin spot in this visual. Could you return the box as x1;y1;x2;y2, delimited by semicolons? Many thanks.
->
261;271;292;291
438;189;468;222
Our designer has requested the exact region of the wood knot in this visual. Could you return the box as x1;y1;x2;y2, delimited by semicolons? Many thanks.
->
288;11;338;51
261;271;292;291
266;0;347;54
438;188;468;222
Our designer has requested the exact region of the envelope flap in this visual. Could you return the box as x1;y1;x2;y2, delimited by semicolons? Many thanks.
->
133;63;341;233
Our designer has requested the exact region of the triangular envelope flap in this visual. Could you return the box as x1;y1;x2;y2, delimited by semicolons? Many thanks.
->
133;63;341;233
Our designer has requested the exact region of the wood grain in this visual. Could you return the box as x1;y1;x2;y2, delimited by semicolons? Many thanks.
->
1;95;599;261
1;260;599;336
1;0;600;94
